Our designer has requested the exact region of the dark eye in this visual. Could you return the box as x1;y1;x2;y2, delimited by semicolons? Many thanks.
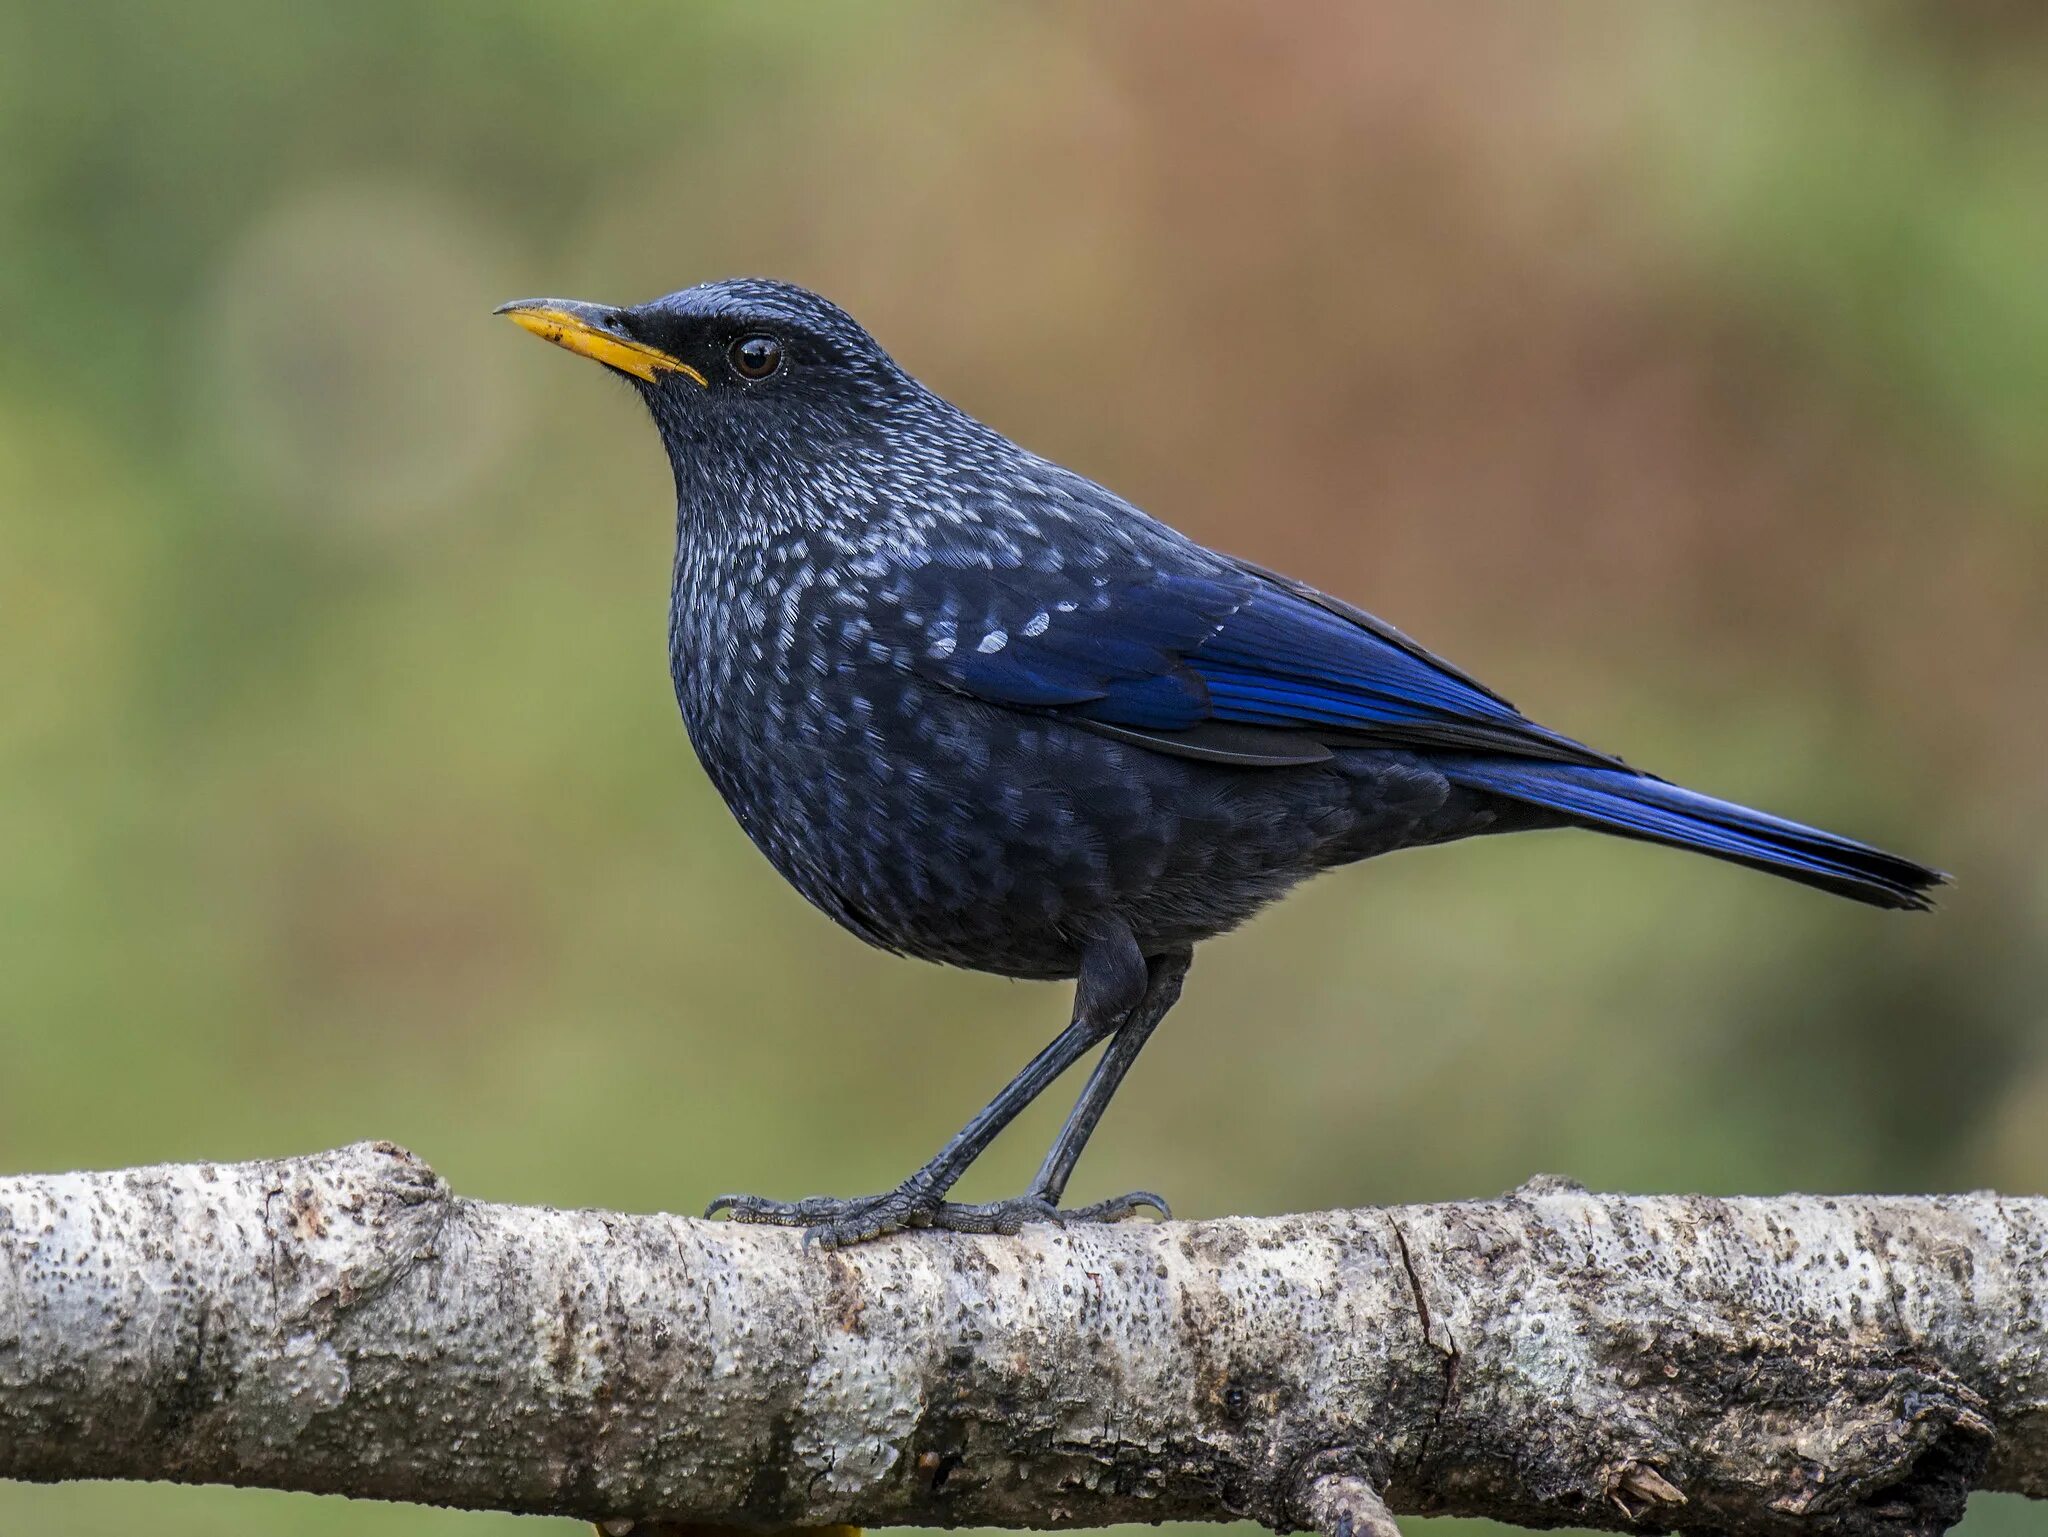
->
729;334;783;381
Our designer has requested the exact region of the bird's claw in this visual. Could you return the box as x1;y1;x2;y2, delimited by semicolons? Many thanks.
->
705;1192;881;1224
1064;1189;1172;1223
704;1186;1170;1248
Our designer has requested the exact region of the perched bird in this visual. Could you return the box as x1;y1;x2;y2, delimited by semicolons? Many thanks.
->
499;278;1942;1248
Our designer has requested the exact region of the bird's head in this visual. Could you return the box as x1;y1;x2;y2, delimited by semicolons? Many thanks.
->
498;278;931;521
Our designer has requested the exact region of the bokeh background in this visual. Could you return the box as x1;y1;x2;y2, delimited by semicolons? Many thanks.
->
4;4;2045;1535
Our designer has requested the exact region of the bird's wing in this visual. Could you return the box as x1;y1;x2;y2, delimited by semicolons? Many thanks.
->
886;552;1625;771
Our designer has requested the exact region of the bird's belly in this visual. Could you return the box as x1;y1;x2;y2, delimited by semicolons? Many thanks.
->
684;677;1465;979
689;696;1139;977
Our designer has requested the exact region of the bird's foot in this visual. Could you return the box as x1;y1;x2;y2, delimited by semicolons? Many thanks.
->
704;1189;909;1247
705;1185;1169;1249
943;1188;1171;1235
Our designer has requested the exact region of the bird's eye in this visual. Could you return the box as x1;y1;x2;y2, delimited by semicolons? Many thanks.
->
729;334;783;381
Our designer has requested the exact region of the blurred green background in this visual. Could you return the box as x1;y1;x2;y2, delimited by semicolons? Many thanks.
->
3;3;2044;1535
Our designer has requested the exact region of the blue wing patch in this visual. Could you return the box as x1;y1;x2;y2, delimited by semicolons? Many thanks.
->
893;553;1621;770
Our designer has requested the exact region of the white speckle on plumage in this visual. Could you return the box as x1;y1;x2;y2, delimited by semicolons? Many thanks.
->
928;636;957;660
978;629;1008;654
780;572;809;630
1022;611;1050;637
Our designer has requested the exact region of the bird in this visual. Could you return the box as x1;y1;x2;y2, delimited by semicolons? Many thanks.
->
498;278;1943;1249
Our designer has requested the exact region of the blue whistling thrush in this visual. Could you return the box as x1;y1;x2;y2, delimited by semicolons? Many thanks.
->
498;279;1943;1248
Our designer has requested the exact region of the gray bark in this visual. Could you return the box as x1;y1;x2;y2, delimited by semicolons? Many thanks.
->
1;1143;2043;1537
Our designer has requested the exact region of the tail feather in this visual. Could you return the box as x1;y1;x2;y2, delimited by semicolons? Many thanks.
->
1440;758;1946;911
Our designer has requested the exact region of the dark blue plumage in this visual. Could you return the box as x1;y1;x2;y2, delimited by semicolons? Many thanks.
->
500;278;1944;1246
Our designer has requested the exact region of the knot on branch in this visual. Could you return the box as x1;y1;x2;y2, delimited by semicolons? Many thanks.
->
1760;1367;1993;1537
1289;1451;1401;1537
258;1141;452;1325
1598;1312;1995;1537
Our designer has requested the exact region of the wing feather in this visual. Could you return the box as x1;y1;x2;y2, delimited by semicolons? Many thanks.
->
891;549;1622;770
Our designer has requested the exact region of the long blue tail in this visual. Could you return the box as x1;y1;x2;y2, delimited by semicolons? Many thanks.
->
1440;759;1945;911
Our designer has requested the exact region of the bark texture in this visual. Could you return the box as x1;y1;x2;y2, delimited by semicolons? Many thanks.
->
2;1143;2043;1537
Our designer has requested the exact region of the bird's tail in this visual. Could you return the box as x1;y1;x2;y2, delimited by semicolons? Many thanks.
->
1438;758;1945;911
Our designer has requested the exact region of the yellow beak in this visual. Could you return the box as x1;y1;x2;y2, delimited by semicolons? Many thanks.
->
495;298;709;387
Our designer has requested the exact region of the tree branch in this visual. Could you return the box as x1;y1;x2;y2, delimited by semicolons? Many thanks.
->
2;1144;2043;1537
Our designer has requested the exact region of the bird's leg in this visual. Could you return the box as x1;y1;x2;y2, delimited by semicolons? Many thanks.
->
706;924;1152;1249
705;1010;1112;1244
1033;946;1189;1210
941;946;1190;1233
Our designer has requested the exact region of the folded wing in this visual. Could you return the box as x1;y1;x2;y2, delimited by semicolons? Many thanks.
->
894;553;1624;770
